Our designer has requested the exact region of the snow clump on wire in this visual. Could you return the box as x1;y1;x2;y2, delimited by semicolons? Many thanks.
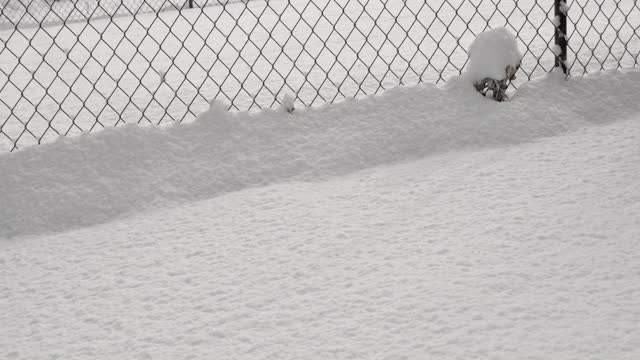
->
280;93;295;113
465;27;523;101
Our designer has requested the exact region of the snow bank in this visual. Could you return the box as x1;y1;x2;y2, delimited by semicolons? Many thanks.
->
4;116;640;359
1;70;640;238
465;27;523;83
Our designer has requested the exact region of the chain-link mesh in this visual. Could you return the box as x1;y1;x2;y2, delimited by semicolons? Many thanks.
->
0;0;209;26
567;0;640;74
0;0;638;152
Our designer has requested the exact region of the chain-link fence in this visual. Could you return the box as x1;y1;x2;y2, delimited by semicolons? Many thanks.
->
0;0;638;151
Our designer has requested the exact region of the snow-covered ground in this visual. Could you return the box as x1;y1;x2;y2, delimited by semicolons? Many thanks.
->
2;70;640;358
2;0;638;151
3;69;640;238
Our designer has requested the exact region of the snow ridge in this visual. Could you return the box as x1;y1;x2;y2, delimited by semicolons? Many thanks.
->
1;70;639;238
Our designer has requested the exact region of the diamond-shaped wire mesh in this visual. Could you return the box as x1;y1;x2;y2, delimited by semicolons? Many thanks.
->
0;0;638;152
567;0;640;74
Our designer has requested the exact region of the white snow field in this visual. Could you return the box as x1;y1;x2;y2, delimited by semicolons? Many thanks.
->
2;70;640;359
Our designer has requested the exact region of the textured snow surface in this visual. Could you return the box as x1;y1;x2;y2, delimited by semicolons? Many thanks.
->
2;70;640;238
3;115;640;359
465;27;523;83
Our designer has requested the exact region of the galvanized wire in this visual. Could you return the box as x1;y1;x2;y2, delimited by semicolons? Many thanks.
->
0;0;638;152
567;0;640;74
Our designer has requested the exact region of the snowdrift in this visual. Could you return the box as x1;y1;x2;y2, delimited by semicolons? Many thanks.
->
1;70;640;238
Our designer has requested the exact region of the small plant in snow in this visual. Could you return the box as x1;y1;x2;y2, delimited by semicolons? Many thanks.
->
465;27;523;102
279;93;295;113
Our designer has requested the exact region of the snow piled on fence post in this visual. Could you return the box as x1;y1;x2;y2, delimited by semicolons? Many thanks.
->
464;27;523;83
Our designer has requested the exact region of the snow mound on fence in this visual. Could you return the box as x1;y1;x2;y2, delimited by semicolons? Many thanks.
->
1;70;640;238
465;27;523;83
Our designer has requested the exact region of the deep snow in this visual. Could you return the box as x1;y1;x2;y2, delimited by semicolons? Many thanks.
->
2;70;640;359
1;70;640;238
3;108;640;360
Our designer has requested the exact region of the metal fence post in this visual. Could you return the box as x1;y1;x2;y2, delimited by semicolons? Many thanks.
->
189;0;194;8
554;0;568;74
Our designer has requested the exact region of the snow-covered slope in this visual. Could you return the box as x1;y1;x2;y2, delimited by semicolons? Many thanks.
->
3;115;640;359
2;70;640;238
